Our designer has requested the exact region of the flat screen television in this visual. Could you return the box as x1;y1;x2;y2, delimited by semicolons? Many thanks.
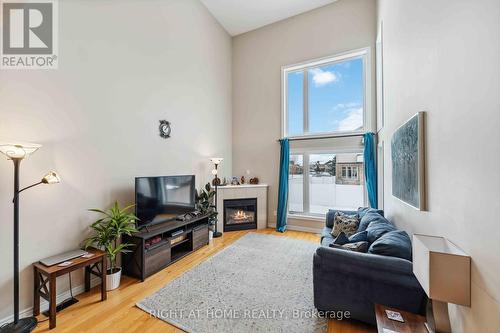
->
135;175;196;228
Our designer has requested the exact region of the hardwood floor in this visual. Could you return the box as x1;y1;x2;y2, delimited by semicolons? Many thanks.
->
34;228;375;333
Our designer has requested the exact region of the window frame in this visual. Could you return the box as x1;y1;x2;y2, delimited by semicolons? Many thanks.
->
281;48;371;139
288;147;367;218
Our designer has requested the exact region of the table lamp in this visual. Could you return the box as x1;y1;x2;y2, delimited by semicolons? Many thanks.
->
0;142;60;333
210;158;223;238
412;234;471;333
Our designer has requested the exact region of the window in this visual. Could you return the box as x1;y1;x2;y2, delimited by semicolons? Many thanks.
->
282;49;369;138
289;151;365;215
341;166;359;180
283;49;370;217
352;167;358;179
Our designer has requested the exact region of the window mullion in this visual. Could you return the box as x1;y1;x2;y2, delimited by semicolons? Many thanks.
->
303;153;310;214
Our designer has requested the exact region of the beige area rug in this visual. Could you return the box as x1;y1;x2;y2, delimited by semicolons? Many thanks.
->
137;232;326;333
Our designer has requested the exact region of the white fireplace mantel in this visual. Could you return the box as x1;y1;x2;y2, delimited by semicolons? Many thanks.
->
215;184;268;233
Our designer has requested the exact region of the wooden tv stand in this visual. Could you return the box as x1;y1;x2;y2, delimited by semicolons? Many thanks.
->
122;214;210;281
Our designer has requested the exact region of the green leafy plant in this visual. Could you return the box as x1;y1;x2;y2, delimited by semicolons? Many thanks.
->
84;202;138;274
196;183;218;226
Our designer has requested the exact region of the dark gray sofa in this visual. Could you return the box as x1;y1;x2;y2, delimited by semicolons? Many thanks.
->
313;208;426;325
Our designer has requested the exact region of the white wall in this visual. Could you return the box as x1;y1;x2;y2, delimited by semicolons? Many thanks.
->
232;0;376;230
0;0;232;320
377;0;500;331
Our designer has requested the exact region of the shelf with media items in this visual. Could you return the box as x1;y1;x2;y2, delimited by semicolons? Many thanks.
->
122;214;210;281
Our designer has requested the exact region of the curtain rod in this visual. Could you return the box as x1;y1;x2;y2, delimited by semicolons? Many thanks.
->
276;133;365;142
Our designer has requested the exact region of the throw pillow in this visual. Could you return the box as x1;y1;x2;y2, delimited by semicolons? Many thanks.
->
348;230;368;243
331;212;359;237
358;211;386;233
332;232;349;245
365;218;396;243
368;230;412;261
357;207;384;219
329;241;369;253
326;209;357;228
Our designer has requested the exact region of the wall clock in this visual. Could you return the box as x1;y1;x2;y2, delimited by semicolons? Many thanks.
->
159;120;171;139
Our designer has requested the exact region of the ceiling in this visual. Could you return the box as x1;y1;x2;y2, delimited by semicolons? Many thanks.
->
200;0;338;36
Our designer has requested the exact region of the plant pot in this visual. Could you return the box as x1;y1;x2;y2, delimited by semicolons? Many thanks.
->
106;267;122;291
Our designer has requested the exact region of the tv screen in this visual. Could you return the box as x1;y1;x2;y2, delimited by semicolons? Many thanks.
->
135;175;195;227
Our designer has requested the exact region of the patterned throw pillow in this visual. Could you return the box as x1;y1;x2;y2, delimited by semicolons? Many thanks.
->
331;212;359;237
329;241;369;253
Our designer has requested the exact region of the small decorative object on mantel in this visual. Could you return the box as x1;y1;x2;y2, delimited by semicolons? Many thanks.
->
231;177;240;186
240;176;246;184
159;120;171;139
221;177;228;186
249;177;259;184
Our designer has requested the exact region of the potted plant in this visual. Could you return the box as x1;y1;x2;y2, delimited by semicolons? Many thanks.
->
196;183;217;240
84;202;138;291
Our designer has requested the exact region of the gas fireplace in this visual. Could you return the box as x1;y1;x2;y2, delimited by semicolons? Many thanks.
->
223;198;257;232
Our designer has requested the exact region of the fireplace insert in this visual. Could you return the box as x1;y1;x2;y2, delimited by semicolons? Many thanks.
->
223;198;257;231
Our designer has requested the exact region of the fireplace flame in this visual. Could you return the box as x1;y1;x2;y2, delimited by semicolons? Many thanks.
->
234;210;248;220
228;209;254;224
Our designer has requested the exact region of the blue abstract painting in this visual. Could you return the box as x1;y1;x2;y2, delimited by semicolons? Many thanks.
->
391;112;425;210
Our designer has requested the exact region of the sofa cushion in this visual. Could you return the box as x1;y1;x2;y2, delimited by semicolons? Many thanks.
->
357;207;384;219
321;227;334;246
332;232;350;245
326;209;357;228
331;212;359;237
321;227;333;240
321;235;334;247
348;230;368;243
365;218;396;243
368;230;412;261
330;241;369;253
358;211;387;233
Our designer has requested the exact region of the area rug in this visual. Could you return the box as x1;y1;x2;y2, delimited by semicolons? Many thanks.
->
136;232;326;333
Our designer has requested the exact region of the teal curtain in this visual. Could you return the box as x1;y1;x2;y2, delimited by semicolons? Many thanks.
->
276;138;289;232
363;132;378;208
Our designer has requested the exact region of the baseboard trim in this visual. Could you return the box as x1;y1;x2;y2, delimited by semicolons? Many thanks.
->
0;277;100;326
267;223;321;234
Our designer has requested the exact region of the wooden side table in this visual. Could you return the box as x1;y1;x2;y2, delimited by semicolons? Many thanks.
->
375;304;427;333
32;248;107;329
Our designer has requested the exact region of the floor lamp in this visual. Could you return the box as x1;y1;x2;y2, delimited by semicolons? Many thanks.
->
0;143;60;333
210;158;223;238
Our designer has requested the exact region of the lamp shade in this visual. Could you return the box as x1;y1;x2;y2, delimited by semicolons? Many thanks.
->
412;234;471;306
0;142;41;159
210;157;223;165
42;171;61;184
